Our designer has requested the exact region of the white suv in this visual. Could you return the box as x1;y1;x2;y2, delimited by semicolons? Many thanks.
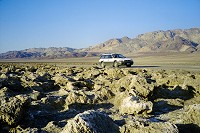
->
99;53;134;67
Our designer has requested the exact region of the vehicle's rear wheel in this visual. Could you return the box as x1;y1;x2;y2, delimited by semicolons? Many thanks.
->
113;61;118;67
101;62;105;68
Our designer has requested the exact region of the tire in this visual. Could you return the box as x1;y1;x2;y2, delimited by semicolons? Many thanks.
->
101;62;105;68
126;64;131;67
113;61;118;67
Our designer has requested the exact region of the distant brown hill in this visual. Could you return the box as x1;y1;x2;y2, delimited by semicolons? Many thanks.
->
0;47;98;59
81;28;200;54
0;28;199;59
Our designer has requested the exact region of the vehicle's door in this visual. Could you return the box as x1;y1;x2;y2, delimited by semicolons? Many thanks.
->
102;55;109;63
106;55;114;65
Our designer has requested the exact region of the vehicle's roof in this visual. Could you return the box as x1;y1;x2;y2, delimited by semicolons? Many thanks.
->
101;53;118;55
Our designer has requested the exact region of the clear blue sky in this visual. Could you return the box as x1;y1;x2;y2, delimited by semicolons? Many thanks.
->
0;0;200;53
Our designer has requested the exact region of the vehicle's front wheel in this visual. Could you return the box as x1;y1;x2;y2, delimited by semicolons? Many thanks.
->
126;64;131;67
101;62;105;68
113;61;118;67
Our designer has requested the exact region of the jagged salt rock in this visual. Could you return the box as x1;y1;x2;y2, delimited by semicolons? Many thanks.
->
119;96;153;115
61;110;119;133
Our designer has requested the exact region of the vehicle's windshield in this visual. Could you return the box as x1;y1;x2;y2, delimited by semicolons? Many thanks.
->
113;54;126;58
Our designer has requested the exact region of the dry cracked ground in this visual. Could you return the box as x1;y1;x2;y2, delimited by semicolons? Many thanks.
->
0;63;200;133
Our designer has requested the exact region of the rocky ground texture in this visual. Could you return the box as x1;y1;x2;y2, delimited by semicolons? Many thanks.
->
0;63;200;133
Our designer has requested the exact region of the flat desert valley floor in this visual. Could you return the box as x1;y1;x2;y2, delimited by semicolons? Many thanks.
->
1;52;200;71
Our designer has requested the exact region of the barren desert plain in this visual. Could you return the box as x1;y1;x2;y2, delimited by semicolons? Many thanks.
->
0;52;200;133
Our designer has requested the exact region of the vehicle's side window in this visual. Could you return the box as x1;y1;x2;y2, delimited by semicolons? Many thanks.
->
104;55;108;59
101;55;113;59
107;55;112;58
112;54;117;58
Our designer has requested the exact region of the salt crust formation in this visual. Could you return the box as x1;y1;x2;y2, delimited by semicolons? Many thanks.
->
0;64;199;132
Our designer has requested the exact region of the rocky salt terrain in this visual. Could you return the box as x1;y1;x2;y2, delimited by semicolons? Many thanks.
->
0;63;200;133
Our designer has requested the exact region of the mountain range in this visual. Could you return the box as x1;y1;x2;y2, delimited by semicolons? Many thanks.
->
0;28;200;59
